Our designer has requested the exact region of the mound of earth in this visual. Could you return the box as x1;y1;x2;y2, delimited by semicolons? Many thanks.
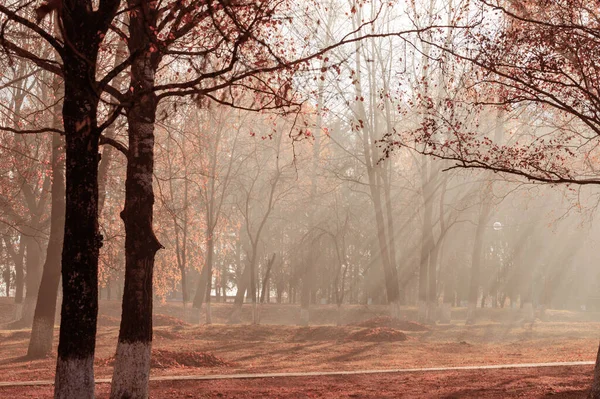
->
352;316;429;332
292;326;350;342
153;314;189;327
152;349;228;368
98;349;228;368
347;327;408;342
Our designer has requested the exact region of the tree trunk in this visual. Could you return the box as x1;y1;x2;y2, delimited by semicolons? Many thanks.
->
5;237;25;306
466;222;485;325
300;260;311;326
249;251;258;325
28;128;65;359
440;266;454;324
180;266;188;307
590;342;600;398
110;9;162;396
21;234;42;326
192;232;214;324
52;1;120;395
427;240;439;324
230;263;250;324
55;73;103;399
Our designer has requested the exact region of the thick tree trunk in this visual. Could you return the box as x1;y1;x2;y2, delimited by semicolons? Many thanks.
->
55;80;103;399
53;1;120;395
28;129;65;359
110;10;162;396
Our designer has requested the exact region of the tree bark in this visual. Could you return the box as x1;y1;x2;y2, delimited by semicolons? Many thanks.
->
53;2;119;396
55;74;103;399
28;127;65;359
110;4;163;396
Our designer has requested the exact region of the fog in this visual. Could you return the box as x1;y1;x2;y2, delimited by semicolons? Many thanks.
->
1;0;600;397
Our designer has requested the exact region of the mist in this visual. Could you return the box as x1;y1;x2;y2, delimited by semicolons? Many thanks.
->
1;0;600;398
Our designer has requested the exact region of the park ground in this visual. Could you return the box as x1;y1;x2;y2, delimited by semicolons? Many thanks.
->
0;298;598;397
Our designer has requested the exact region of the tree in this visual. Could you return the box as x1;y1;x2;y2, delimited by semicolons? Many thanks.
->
382;1;600;396
1;1;122;396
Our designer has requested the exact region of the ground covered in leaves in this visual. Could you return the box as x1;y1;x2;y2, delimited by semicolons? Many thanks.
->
0;299;598;397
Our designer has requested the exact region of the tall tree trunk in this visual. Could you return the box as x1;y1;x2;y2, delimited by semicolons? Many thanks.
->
300;255;311;326
55;72;103;399
418;182;433;322
53;2;119;395
28;126;65;358
466;220;486;325
427;239;440;323
110;4;162;396
22;234;42;325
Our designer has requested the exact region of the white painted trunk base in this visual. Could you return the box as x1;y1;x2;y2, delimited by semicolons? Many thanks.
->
54;356;95;399
110;341;151;399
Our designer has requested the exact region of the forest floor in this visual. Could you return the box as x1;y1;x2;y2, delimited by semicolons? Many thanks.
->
0;299;598;397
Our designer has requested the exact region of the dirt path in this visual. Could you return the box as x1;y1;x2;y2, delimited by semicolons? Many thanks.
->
0;364;592;398
0;360;594;387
